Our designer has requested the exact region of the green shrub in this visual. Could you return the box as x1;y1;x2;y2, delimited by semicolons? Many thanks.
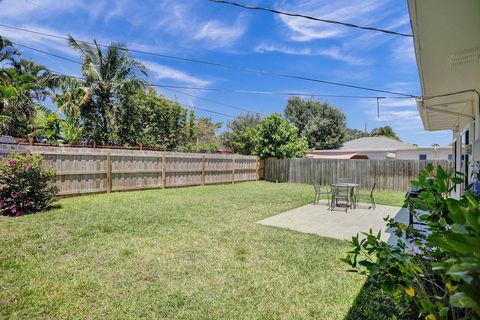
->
343;164;480;319
0;153;58;216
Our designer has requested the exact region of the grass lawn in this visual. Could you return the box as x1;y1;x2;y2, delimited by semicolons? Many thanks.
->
0;181;406;319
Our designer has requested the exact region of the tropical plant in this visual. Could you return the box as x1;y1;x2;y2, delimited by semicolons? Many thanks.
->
0;153;58;216
31;108;63;143
0;36;19;63
67;36;147;145
343;164;480;319
253;113;308;159
0;59;52;137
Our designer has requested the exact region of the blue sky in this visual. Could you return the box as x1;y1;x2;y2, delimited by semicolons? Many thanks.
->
0;0;452;146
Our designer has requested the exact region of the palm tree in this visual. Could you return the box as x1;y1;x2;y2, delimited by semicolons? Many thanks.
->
0;36;19;65
0;36;20;132
67;36;147;145
0;59;52;136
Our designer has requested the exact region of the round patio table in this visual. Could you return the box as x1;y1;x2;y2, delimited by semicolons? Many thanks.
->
330;183;359;210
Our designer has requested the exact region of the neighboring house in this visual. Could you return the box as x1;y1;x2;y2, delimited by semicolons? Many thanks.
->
408;0;480;197
307;136;451;160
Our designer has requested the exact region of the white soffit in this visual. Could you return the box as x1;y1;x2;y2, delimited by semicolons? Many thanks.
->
409;0;480;131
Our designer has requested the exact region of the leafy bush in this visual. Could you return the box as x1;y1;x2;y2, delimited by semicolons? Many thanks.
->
343;164;480;319
253;113;308;159
0;153;58;216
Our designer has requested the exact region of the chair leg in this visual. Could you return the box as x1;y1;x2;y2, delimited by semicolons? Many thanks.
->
371;196;376;210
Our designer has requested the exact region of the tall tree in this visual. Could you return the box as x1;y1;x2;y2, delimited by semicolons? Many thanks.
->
194;117;222;153
219;113;262;155
253;113;308;159
344;128;369;142
284;96;347;149
67;36;147;145
370;125;401;141
0;58;52;137
134;88;188;150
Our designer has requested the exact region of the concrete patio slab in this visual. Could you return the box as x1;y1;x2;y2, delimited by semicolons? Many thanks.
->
257;201;409;244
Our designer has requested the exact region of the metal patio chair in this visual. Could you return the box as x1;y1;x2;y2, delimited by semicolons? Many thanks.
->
330;185;350;212
355;183;376;210
313;182;331;206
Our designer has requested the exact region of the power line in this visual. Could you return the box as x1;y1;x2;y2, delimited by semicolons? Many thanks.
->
0;23;417;98
208;0;413;38
45;69;236;118
11;39;413;101
162;87;258;114
11;41;82;65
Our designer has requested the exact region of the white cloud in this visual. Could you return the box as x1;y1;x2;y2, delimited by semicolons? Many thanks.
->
0;24;78;58
379;98;417;108
144;61;211;88
375;110;420;121
392;37;416;63
254;42;369;66
0;0;84;20
277;0;385;42
254;43;312;55
316;47;369;66
194;19;246;46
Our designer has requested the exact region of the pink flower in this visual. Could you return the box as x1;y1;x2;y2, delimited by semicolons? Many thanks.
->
25;163;32;170
6;159;16;166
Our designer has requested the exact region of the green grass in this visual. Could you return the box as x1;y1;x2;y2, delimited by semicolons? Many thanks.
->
0;182;405;320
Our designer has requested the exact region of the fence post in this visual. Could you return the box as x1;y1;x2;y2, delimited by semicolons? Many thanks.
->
232;157;235;184
256;158;260;180
162;155;166;189
106;153;112;194
201;156;206;185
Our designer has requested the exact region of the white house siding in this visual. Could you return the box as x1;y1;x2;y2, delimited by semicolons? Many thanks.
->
395;148;451;161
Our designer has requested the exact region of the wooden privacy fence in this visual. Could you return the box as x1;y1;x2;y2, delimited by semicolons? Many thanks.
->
264;158;452;192
0;144;259;196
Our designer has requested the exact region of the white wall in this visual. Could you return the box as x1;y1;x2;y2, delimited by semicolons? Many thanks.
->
360;149;451;160
395;148;451;160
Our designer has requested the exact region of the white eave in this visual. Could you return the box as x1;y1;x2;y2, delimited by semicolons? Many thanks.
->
408;0;480;132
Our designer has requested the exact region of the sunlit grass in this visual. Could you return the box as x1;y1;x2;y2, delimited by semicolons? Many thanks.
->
0;181;405;319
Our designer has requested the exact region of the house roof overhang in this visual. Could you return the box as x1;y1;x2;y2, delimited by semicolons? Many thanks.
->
306;152;368;159
408;0;480;132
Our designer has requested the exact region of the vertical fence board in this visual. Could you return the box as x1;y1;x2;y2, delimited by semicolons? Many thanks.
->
263;158;452;191
0;145;258;195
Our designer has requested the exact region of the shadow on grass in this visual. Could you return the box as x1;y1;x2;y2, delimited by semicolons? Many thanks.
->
45;203;62;212
344;276;416;320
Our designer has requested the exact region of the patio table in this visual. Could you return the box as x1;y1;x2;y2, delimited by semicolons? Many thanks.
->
330;183;359;210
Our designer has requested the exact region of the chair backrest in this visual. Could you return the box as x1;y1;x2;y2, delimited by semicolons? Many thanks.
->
370;183;376;196
337;177;352;184
313;182;321;193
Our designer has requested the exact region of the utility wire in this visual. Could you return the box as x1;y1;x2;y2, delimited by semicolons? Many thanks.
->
12;41;82;65
208;0;413;38
162;87;259;114
0;23;417;98
12;39;413;100
45;69;236;118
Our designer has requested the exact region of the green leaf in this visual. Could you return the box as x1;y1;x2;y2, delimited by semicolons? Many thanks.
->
465;209;480;232
426;163;434;172
450;292;480;311
444;233;480;254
